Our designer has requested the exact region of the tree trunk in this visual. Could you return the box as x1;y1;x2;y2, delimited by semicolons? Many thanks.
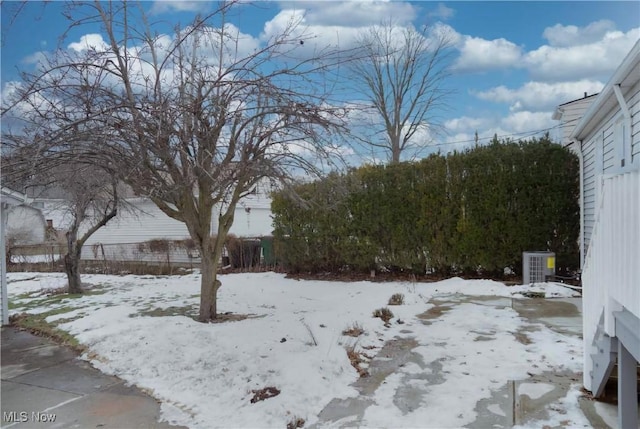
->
391;135;401;164
198;245;222;322
197;217;233;322
199;251;215;321
65;232;83;294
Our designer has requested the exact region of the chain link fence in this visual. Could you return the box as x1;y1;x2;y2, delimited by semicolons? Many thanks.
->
7;237;278;275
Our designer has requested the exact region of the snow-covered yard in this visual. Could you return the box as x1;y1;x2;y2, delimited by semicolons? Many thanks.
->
6;272;588;428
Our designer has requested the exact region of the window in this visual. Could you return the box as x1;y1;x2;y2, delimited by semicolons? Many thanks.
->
614;115;631;169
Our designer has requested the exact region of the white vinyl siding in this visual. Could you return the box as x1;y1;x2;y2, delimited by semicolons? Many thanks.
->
40;194;273;247
629;81;640;163
85;200;192;245
582;132;601;255
580;75;640;263
602;124;616;171
557;96;596;146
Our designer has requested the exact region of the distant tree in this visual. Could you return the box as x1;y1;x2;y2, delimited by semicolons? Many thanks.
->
351;21;453;163
2;1;348;320
2;147;120;294
56;165;119;294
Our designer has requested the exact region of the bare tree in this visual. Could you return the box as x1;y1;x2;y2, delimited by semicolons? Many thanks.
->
2;37;123;294
3;1;348;320
57;165;119;294
2;148;120;294
351;21;453;163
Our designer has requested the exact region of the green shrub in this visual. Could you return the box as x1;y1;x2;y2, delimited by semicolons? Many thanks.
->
271;135;579;277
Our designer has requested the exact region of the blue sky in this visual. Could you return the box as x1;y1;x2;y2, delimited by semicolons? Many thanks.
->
2;1;639;163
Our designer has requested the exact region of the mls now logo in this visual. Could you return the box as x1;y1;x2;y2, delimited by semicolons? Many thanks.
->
3;411;57;423
3;412;28;423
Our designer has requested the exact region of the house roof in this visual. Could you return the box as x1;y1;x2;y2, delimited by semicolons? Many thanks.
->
552;93;599;120
0;187;27;206
571;40;640;141
557;93;599;108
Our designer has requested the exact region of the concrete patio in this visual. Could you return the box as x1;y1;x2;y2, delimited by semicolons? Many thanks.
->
312;296;625;428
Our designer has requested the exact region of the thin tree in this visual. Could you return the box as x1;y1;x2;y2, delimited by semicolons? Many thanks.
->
351;21;453;163
3;1;348;320
57;164;119;294
1;148;121;294
2;28;127;293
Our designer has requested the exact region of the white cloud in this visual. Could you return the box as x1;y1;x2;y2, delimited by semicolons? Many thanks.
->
437;111;557;154
542;19;616;47
67;34;109;53
444;116;493;135
277;1;417;27
500;111;554;134
261;9;307;43
261;9;367;51
444;19;638;81
21;51;47;66
524;26;640;81
453;35;522;72
473;80;604;112
428;3;455;21
149;1;211;15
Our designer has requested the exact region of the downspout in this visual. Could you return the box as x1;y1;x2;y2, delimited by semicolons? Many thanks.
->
576;140;585;269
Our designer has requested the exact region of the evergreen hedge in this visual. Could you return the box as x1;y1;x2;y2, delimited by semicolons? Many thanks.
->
272;135;579;277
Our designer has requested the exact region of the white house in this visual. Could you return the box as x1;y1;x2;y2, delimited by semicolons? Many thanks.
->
556;40;639;428
38;184;275;262
1;187;29;326
552;92;598;156
5;204;47;245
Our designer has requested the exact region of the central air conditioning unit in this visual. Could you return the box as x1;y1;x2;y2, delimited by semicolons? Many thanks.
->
522;251;555;285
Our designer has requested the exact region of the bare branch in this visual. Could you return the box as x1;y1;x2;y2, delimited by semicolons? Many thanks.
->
350;21;454;163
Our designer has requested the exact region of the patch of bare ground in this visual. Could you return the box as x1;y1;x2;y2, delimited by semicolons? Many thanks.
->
210;312;264;323
513;331;532;345
346;348;370;378
416;302;453;323
250;386;280;403
286;416;305;429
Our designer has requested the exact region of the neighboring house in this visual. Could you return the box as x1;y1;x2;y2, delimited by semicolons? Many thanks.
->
1;187;28;325
555;40;639;428
5;204;47;245
552;92;598;154
37;181;275;261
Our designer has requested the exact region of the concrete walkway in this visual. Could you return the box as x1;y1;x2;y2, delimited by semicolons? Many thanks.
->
1;327;185;429
311;296;621;429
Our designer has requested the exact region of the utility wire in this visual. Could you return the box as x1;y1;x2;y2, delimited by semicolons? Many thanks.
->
352;116;582;159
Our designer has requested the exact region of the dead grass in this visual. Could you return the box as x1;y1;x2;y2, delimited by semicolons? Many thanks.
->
286;417;305;429
250;386;281;403
341;322;364;337
210;312;262;323
346;347;370;378
9;312;85;353
372;307;394;323
388;293;405;305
